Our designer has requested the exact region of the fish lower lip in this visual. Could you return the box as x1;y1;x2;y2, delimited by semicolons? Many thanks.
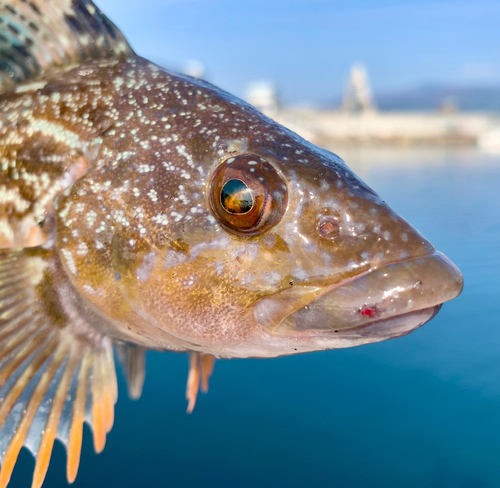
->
263;306;441;347
322;304;442;342
253;251;463;337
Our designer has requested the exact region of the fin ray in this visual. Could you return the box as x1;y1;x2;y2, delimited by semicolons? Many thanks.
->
31;352;80;488
0;0;133;93
0;342;69;488
186;353;216;413
67;352;91;484
91;351;106;453
0;312;34;343
116;343;145;400
0;248;120;487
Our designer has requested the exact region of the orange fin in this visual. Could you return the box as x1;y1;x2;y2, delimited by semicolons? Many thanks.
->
186;353;216;413
201;354;215;393
0;248;119;488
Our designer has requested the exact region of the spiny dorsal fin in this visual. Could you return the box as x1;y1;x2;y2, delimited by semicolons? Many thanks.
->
0;246;119;488
0;0;133;93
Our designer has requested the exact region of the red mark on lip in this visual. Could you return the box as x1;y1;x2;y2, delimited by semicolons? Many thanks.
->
360;306;379;319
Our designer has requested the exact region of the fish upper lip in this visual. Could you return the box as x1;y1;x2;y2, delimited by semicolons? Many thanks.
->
253;250;463;335
310;250;444;301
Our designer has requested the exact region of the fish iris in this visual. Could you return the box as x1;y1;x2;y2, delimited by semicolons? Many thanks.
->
221;179;253;214
209;154;288;236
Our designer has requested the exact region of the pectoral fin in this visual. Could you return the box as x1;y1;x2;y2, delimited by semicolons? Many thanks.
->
0;247;118;488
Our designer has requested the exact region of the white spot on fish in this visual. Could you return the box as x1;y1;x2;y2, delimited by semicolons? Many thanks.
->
320;250;334;266
246;243;260;260
76;242;89;257
263;234;277;248
241;273;256;286
152;213;169;225
231;246;245;259
183;274;197;287
304;241;317;254
136;252;157;282
147;189;158;203
60;249;77;275
291;267;309;282
262;271;281;287
190;237;230;260
213;261;224;276
400;250;410;260
164;250;188;270
253;298;281;326
86;210;98;228
14;81;48;94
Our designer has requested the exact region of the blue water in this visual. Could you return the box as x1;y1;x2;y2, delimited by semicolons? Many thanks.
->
10;146;500;488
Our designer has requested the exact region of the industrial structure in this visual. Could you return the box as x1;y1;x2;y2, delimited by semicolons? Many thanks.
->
245;65;500;147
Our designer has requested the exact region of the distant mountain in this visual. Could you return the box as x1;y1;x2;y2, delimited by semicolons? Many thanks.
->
374;84;500;111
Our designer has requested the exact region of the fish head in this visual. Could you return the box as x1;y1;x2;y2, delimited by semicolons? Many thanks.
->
230;142;463;356
56;65;463;357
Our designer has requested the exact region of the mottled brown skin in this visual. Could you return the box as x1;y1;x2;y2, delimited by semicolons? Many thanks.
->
0;60;113;247
0;54;463;361
0;55;452;357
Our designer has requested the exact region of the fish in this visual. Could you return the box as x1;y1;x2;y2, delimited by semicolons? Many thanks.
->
0;0;463;486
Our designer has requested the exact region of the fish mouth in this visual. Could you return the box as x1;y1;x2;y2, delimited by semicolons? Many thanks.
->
253;251;463;350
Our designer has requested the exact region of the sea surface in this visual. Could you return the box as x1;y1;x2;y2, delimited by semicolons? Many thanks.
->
9;145;500;488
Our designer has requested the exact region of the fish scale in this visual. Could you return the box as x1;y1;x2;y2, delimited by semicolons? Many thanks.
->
0;61;115;247
0;1;463;487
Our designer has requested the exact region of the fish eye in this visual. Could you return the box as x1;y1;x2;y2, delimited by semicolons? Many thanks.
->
221;179;254;214
210;155;288;237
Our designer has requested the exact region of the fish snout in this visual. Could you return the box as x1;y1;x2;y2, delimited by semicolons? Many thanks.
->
254;251;463;347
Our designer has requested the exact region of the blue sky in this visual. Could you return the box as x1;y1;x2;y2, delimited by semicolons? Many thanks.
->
98;0;499;105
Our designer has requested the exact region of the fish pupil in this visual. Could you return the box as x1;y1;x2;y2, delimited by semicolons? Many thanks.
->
221;179;253;214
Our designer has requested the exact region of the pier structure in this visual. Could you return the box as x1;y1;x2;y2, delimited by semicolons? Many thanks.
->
245;81;279;116
246;65;500;146
342;64;377;114
273;108;497;145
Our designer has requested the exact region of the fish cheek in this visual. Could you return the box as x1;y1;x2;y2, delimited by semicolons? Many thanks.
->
109;231;261;344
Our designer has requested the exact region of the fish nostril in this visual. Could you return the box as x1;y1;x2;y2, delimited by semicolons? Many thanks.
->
317;217;340;240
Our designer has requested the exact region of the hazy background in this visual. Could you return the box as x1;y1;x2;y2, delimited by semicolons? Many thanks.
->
98;0;500;108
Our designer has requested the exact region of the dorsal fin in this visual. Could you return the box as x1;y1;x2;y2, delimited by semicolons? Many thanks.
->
0;0;133;93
